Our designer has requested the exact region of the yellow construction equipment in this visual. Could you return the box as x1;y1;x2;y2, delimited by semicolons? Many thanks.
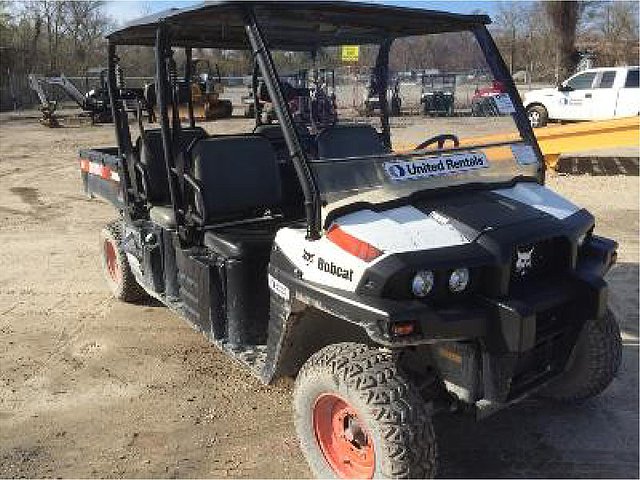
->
176;59;233;121
398;116;639;169
145;59;233;122
527;116;639;169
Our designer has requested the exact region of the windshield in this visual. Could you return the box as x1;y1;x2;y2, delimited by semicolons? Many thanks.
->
266;30;540;224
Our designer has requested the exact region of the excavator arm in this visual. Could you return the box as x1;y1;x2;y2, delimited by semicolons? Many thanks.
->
27;74;60;127
42;74;88;110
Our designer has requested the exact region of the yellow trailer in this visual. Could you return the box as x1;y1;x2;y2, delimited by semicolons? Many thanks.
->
398;116;639;169
528;116;639;169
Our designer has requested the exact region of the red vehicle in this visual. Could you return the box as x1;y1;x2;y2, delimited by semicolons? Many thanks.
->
471;80;506;116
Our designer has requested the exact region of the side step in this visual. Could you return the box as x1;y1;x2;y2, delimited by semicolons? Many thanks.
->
173;248;270;378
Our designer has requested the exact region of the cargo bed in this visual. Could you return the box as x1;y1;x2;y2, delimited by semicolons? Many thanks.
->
79;147;123;208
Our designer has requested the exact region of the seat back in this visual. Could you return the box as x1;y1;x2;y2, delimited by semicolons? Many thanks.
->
191;135;282;223
316;124;387;159
138;127;207;204
253;124;311;220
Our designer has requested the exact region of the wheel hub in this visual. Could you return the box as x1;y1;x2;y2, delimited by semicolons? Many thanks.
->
528;111;540;127
313;393;375;479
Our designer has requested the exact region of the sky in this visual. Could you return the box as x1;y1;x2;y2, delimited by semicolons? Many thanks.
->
104;0;501;25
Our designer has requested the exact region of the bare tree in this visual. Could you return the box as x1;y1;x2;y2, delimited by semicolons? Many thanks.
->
494;1;528;73
66;1;110;70
593;1;639;66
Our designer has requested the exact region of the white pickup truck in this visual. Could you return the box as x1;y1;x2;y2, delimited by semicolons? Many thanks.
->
523;66;639;127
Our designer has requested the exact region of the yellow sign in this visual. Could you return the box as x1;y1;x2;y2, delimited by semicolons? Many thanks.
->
341;45;359;62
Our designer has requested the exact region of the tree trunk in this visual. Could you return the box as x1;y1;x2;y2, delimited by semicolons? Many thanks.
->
545;1;581;80
31;11;42;72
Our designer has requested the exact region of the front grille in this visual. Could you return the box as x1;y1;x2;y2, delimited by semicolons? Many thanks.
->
509;303;579;399
510;237;570;289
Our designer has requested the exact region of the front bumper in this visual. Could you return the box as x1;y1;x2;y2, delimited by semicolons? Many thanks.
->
288;235;616;413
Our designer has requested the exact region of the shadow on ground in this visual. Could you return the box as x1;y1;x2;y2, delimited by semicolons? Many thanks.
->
557;157;640;176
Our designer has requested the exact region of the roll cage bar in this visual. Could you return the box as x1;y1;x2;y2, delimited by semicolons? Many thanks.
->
105;1;540;242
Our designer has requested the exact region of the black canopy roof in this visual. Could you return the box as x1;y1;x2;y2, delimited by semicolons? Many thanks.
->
107;1;491;49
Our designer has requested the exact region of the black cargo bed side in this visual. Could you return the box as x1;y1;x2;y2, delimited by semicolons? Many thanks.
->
79;147;124;208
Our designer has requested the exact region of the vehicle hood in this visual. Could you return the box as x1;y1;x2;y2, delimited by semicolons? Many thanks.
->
271;183;585;295
333;183;580;254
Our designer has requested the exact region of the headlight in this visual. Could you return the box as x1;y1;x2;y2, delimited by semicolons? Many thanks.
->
412;270;434;297
448;268;470;293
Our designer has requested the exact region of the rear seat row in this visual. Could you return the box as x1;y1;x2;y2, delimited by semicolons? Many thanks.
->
135;124;388;229
253;123;388;161
137;127;207;206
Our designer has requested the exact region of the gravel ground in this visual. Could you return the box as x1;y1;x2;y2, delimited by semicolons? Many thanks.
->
0;116;637;478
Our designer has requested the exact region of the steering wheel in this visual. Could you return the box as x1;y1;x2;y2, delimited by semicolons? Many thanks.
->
414;134;460;151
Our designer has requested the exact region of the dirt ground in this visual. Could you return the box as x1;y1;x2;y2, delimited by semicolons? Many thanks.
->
0;117;638;478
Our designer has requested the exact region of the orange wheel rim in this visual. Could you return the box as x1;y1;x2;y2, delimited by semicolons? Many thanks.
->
103;239;121;283
313;393;375;479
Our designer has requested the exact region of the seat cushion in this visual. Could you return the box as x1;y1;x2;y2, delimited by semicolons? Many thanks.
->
149;205;176;229
203;229;276;259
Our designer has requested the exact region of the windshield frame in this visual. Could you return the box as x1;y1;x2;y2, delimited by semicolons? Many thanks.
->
106;3;543;242
263;24;545;229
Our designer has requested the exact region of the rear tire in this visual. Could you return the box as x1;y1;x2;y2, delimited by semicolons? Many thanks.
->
539;309;622;402
294;342;437;479
100;221;146;302
526;104;548;128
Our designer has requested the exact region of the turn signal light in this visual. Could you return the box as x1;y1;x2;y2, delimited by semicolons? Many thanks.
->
391;322;415;336
326;225;383;262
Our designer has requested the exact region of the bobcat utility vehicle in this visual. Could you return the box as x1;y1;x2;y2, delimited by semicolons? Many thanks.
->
80;2;622;478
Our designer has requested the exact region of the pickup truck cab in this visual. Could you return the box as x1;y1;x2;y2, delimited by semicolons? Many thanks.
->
524;66;640;127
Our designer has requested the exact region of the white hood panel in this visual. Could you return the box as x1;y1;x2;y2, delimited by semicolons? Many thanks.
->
493;183;579;220
335;206;470;254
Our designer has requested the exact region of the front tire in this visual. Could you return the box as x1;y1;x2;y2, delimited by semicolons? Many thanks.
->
100;221;146;302
294;343;436;479
527;104;548;128
539;309;622;402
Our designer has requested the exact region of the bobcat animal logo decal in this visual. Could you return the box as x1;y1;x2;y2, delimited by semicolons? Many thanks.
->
302;249;315;266
515;246;535;277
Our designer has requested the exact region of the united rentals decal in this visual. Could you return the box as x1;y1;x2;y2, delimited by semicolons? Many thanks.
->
383;152;489;182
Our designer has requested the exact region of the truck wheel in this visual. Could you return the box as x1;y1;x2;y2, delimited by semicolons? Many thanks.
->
100;221;146;302
294;343;436;479
539;309;622;403
527;105;548;128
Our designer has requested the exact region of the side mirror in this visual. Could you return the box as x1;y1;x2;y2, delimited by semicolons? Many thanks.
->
558;84;573;92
